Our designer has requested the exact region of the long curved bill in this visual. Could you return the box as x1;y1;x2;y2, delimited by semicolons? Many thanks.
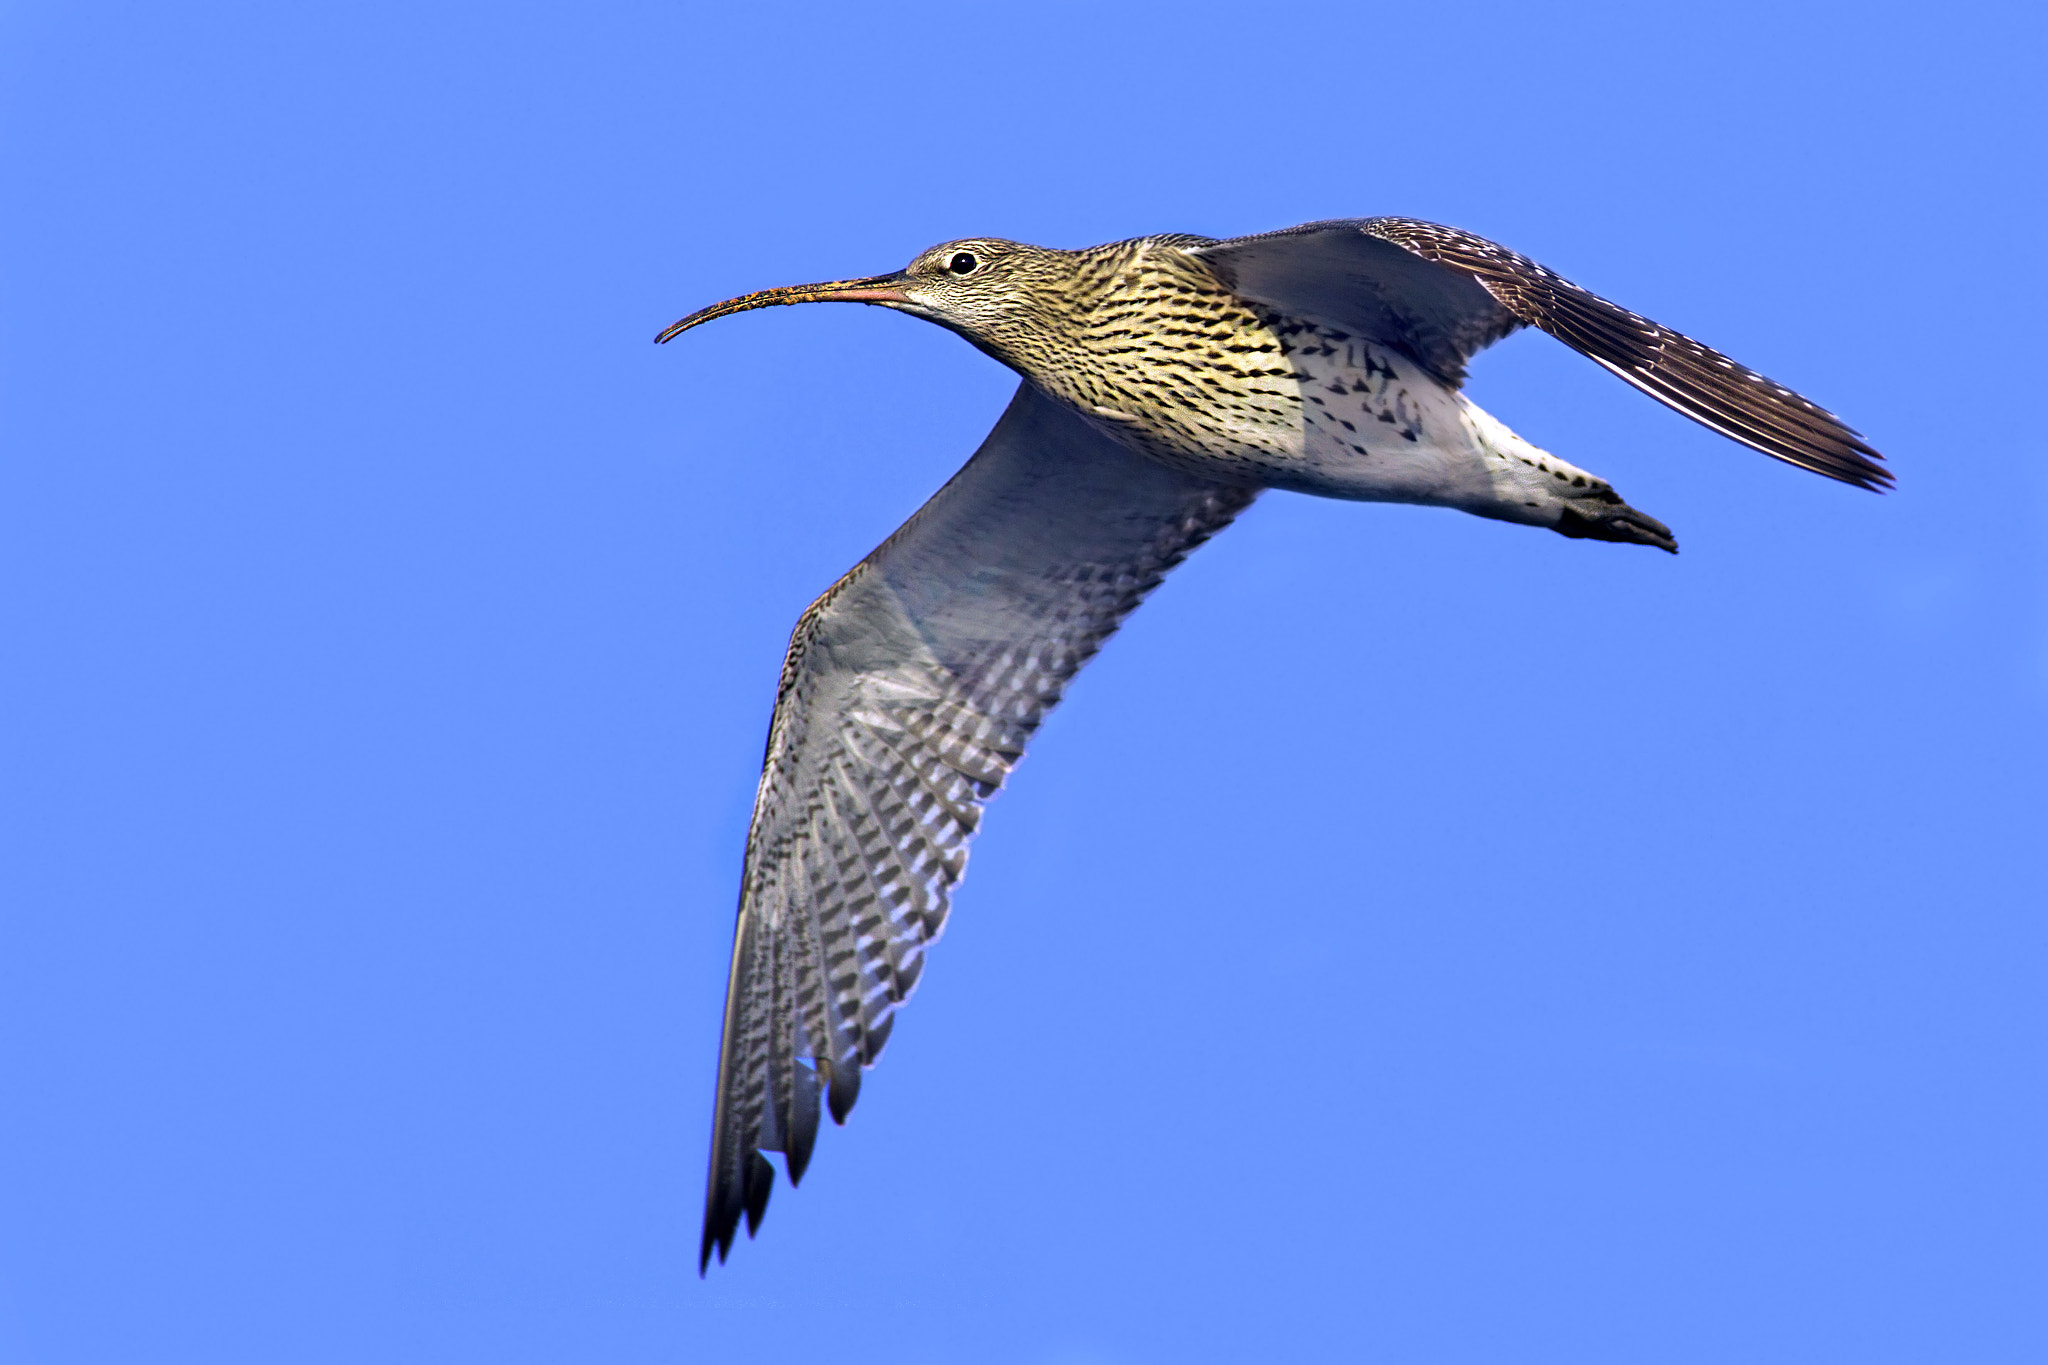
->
654;272;911;343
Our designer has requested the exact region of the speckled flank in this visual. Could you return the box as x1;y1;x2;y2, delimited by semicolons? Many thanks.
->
1280;323;1421;437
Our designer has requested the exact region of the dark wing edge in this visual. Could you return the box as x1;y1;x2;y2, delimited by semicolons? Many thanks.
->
1358;218;1892;490
700;382;1258;1271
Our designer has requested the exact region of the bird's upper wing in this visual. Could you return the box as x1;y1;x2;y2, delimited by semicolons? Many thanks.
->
1192;218;1890;489
700;382;1257;1270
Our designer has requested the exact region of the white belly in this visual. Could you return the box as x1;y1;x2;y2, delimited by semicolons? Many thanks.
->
1257;317;1614;529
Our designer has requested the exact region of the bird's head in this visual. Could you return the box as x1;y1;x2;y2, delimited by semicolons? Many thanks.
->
655;238;1083;363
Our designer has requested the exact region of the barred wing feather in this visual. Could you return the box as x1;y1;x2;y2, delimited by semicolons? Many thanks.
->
701;382;1257;1270
1195;218;1890;489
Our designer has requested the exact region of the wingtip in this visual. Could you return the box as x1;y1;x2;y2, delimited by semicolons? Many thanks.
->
699;1213;734;1275
824;1062;861;1125
1825;456;1894;494
742;1151;774;1235
698;1147;775;1275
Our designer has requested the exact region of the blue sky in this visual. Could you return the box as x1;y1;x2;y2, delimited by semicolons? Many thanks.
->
3;1;2043;1361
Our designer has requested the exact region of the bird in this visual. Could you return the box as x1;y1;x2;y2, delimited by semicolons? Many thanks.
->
654;217;1889;1271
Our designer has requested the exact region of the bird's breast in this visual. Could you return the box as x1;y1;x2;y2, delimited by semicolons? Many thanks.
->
1025;259;1312;481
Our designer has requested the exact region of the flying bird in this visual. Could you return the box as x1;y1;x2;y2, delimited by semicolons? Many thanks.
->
655;217;1888;1270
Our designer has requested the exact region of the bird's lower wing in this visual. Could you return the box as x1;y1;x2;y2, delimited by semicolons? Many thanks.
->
1195;218;1890;489
701;382;1257;1270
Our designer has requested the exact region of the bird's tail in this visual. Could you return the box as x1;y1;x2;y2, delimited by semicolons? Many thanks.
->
1461;400;1678;554
1552;491;1678;553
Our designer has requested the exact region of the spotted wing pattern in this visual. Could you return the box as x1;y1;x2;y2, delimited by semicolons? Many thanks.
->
701;382;1257;1270
1195;218;1890;490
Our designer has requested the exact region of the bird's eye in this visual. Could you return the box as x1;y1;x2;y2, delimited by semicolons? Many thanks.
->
948;252;979;275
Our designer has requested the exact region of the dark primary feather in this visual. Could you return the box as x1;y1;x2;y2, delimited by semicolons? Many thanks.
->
700;383;1255;1270
1195;218;1891;490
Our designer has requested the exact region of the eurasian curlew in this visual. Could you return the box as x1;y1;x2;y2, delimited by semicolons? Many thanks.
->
655;217;1888;1270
